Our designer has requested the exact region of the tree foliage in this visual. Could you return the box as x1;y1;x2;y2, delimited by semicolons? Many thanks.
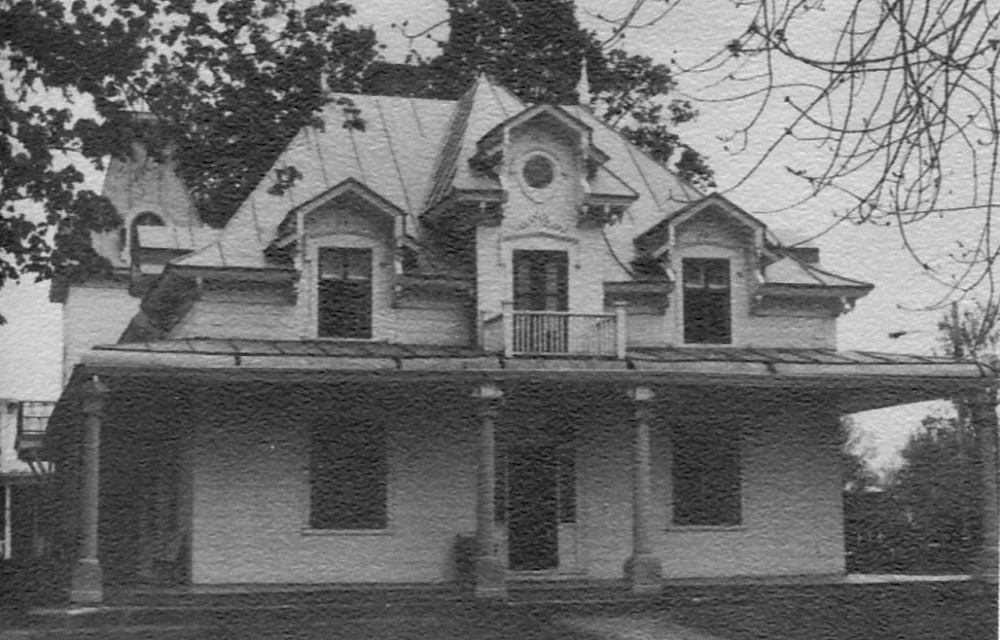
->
393;0;714;188
889;413;982;571
600;0;1000;300
0;0;377;318
840;416;879;493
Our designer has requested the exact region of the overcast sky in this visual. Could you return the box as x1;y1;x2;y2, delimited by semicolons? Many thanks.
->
0;0;974;470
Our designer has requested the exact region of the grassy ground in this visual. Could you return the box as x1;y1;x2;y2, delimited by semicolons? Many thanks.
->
665;582;997;640
3;582;995;640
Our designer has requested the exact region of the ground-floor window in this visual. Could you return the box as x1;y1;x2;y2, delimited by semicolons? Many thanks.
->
310;417;387;530
672;420;741;526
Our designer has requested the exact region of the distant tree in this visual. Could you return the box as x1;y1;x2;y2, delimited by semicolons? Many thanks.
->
392;0;714;188
0;0;377;321
888;413;982;572
840;416;879;494
880;301;998;571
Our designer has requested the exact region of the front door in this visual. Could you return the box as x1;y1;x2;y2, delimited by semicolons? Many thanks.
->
507;445;560;571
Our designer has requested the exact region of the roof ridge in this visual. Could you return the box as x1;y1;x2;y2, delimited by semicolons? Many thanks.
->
564;105;703;201
421;79;483;211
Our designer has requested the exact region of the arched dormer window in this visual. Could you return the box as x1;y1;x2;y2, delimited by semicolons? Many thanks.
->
124;211;166;262
133;211;165;228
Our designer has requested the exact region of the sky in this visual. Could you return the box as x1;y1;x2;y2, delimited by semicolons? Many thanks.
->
0;0;982;471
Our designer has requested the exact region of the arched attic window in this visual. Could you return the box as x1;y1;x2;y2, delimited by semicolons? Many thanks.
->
123;211;165;261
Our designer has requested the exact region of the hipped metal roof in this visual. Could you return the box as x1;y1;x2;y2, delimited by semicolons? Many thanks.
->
73;338;994;414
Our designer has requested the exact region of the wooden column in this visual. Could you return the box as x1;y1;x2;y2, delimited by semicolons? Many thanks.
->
70;376;108;604
624;385;662;593
971;386;999;583
472;382;506;598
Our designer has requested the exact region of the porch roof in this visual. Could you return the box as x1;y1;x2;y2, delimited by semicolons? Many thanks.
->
75;339;994;413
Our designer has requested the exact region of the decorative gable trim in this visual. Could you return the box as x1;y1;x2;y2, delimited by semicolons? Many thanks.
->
476;104;610;166
269;177;406;251
634;194;767;260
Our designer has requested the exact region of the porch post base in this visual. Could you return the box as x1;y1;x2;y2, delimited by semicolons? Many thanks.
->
624;553;662;594
474;556;507;599
69;558;103;604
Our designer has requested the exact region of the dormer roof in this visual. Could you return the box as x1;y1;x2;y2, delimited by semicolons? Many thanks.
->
634;193;767;258
476;103;610;164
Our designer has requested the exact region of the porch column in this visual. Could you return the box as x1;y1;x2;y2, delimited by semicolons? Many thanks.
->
70;376;108;604
971;386;999;583
624;385;662;594
472;382;506;598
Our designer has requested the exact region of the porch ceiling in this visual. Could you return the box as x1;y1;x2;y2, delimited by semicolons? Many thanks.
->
75;339;994;414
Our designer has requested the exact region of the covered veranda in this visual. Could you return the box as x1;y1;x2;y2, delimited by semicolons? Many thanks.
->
43;339;999;604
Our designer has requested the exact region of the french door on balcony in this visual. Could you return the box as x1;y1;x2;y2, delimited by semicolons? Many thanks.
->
512;250;568;353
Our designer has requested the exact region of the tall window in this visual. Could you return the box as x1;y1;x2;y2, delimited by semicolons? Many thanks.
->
318;248;372;339
513;250;568;312
512;250;569;353
683;258;731;344
672;420;741;527
310;418;387;530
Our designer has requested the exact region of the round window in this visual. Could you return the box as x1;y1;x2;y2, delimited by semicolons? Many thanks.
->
522;154;555;189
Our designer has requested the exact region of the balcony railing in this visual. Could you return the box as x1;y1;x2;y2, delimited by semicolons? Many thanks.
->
481;302;627;358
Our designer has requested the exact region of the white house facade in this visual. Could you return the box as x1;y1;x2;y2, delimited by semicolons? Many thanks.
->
44;76;998;603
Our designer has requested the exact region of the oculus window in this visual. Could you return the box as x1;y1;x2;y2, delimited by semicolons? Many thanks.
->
522;154;555;189
672;420;742;527
683;258;731;344
310;417;387;530
318;247;372;339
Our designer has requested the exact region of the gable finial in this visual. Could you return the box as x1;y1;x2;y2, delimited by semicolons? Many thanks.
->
577;57;591;105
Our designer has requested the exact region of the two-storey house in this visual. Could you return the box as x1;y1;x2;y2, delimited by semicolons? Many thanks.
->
45;76;997;604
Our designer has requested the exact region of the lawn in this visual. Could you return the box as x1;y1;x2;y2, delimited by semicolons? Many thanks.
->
7;581;996;639
661;582;997;640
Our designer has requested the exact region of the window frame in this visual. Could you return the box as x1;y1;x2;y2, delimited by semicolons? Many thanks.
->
681;257;732;345
306;413;390;534
669;418;743;529
314;246;374;340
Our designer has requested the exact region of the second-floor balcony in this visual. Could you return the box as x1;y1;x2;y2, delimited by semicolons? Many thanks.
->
481;302;627;358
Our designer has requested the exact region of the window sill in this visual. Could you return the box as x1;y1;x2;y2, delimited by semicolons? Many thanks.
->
665;525;746;533
301;528;393;537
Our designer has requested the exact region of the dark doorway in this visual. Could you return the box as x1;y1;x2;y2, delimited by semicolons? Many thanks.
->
507;445;559;571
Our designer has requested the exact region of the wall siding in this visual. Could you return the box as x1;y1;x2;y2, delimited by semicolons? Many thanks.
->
189;385;844;584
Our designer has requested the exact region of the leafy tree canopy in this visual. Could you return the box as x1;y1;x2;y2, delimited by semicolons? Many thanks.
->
0;0;377;319
387;0;714;188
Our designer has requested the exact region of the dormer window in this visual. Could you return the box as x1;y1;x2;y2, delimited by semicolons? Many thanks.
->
683;258;731;344
318;248;372;339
